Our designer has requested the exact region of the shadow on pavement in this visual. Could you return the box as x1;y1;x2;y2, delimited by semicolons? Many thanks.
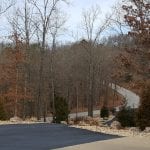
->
0;124;122;150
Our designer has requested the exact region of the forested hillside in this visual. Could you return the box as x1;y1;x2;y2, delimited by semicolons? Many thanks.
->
0;0;149;121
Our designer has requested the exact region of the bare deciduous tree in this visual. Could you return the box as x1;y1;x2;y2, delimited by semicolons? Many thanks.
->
81;5;112;117
0;0;15;16
49;8;67;119
29;0;68;121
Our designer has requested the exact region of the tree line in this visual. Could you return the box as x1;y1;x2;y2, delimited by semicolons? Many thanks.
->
0;0;149;122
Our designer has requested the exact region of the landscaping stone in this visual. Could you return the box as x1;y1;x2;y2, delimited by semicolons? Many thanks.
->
110;121;122;130
129;127;140;132
144;127;150;133
10;116;22;122
61;121;67;125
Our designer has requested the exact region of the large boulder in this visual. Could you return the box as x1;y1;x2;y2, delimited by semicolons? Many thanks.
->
144;127;150;133
10;116;22;122
111;121;122;129
129;127;140;132
61;121;67;125
129;127;140;136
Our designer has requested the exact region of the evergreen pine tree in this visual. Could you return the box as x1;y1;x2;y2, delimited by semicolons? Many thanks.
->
100;106;109;119
53;96;69;123
0;102;7;121
136;82;150;131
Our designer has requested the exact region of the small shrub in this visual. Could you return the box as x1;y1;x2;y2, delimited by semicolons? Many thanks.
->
124;72;133;82
73;116;84;124
0;102;7;121
116;107;136;127
110;108;116;115
53;96;69;123
100;106;109;119
136;82;150;131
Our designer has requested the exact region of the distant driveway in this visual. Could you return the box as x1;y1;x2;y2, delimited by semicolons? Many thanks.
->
0;124;120;150
111;84;140;108
45;84;140;122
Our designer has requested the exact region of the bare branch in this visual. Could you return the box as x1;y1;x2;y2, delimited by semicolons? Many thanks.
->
0;0;15;15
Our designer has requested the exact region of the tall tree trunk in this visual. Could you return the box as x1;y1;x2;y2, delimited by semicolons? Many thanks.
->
14;69;19;117
36;27;46;120
51;37;56;121
75;84;79;119
88;48;94;117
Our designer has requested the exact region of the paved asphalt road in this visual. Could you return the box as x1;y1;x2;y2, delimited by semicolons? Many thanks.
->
56;136;150;150
45;84;140;123
0;124;120;150
111;84;140;109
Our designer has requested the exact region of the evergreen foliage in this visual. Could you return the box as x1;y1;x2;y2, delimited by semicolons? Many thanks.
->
100;106;109;119
0;102;7;121
53;96;69;123
136;82;150;131
116;107;136;127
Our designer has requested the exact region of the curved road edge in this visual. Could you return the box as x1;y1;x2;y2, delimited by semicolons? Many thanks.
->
111;83;140;109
